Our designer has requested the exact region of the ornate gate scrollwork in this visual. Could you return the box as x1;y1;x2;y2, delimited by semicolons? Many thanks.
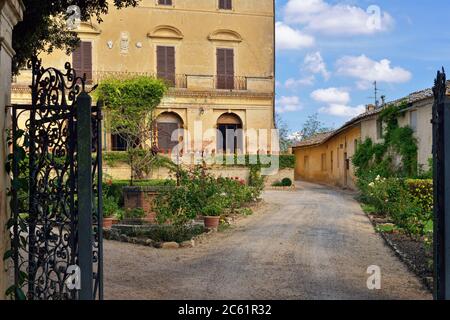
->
10;58;103;300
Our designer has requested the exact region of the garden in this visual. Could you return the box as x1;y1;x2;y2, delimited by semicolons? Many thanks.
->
352;102;434;289
101;163;265;248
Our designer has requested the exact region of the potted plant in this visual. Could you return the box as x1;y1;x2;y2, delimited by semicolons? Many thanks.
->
103;196;122;229
202;195;224;230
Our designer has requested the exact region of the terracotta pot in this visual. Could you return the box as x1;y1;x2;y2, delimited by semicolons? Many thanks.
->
103;217;114;229
204;216;220;229
111;218;120;225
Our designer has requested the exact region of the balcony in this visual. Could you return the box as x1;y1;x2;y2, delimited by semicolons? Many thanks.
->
92;71;272;92
12;70;273;94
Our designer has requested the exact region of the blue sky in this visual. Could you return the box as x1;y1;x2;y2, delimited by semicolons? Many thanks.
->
275;0;450;134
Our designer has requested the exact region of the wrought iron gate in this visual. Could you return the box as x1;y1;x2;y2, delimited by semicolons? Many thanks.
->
10;58;103;300
432;68;450;300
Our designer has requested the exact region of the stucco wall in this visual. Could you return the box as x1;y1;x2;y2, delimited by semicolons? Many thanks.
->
0;0;24;300
294;125;361;190
12;0;276;153
361;98;434;170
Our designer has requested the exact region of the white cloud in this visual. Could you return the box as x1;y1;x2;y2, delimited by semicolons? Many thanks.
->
275;22;315;50
303;52;330;80
319;104;366;118
283;0;394;36
336;55;412;87
312;87;364;118
311;87;350;105
284;76;315;89
276;96;303;113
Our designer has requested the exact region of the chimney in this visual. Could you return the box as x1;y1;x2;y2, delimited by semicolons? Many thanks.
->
366;104;376;112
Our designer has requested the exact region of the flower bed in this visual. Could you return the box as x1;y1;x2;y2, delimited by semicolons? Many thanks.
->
359;176;433;291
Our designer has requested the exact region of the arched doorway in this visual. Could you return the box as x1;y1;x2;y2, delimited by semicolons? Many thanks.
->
217;112;243;154
156;112;183;154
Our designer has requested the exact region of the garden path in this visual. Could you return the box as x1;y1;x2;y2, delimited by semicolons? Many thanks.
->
104;181;430;300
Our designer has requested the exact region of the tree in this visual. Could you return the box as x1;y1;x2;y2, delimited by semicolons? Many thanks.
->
12;0;140;74
96;76;167;185
300;113;332;140
275;113;291;153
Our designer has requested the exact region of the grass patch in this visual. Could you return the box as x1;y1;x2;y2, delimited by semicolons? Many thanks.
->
361;204;377;214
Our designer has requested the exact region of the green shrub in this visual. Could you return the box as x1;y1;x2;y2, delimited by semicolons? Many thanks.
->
124;208;146;220
202;194;225;217
103;196;123;218
363;176;433;237
406;179;433;213
272;180;283;187
155;166;260;226
281;178;293;187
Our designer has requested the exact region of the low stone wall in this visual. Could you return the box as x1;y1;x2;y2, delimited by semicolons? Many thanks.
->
104;163;294;187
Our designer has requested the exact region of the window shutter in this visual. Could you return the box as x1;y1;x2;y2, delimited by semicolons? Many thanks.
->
82;42;92;83
225;48;234;89
217;48;234;89
157;46;175;86
157;46;166;80
166;47;175;86
72;45;82;76
216;49;226;89
72;42;92;84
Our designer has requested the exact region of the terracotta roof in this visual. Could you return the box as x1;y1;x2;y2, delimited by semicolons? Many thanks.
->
292;131;335;148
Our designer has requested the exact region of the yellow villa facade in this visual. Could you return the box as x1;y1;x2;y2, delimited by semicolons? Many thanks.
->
11;0;275;156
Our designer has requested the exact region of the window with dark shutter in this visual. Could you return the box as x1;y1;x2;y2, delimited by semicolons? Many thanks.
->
216;48;234;89
219;0;232;10
157;123;179;154
72;41;92;84
158;0;172;5
157;46;176;86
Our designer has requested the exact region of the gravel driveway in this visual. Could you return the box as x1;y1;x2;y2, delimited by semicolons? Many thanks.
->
104;181;431;300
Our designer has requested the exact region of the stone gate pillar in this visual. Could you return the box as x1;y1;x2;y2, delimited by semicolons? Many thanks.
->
0;0;24;299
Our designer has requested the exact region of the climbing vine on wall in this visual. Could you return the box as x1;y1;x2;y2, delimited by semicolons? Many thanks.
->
353;101;419;179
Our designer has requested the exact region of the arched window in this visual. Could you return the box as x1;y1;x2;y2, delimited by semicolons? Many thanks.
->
217;113;243;154
156;112;183;154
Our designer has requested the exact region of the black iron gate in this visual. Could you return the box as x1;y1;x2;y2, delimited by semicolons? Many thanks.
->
10;58;103;300
432;68;450;300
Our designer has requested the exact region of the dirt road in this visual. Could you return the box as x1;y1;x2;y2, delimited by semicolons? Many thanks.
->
104;181;431;300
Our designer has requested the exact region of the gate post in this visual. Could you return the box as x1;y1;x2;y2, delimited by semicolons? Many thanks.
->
76;92;94;300
432;68;450;300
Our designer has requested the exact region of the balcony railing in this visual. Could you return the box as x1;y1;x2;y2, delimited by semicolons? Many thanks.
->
214;76;247;90
13;70;273;93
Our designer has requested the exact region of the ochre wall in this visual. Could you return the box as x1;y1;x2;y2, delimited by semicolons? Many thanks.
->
12;0;276;154
293;125;361;190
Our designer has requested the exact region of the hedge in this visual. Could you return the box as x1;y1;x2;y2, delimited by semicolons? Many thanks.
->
103;152;296;170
